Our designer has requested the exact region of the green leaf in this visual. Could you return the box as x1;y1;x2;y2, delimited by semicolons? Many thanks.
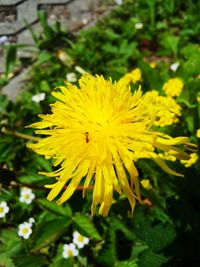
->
138;250;168;267
49;258;73;267
18;172;50;185
97;227;116;267
0;94;9;114
14;255;48;267
134;216;176;253
0;229;22;257
73;213;101;240
182;52;200;78
37;199;72;217
33;155;52;172
0;254;16;267
49;244;73;267
39;80;51;92
159;34;179;56
35;51;53;65
38;11;53;40
111;217;136;241
114;259;139;267
5;46;17;77
32;218;71;250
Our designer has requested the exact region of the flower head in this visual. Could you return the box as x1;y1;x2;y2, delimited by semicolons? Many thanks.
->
170;62;180;72
18;222;32;239
135;22;143;29
66;72;77;83
32;93;46;103
149;62;157;69
28;217;35;225
140;179;152;190
197;129;200;138
28;74;191;216
162;78;184;97
0;35;8;44
118;68;142;87
143;90;181;127
115;0;123;5
73;231;89;248
180;153;198;168
62;243;79;259
19;187;35;205
0;201;9;218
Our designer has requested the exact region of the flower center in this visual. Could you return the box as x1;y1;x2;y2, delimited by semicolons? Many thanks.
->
68;249;73;257
0;207;3;213
77;235;84;242
24;194;30;200
22;228;29;234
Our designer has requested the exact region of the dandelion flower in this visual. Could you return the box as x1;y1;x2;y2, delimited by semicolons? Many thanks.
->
197;129;200;138
73;231;89;248
162;78;184;97
149;62;157;69
18;222;32;239
140;179;152;190
181;153;198;168
62;243;79;258
19;187;35;205
143;90;181;127
28;74;191;216
0;201;9;218
118;68;142;87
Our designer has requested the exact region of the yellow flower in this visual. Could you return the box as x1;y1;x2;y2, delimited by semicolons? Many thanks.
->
28;74;190;216
149;62;157;69
141;179;152;190
118;68;142;87
197;129;200;138
180;153;198;168
162;78;184;97
158;151;176;162
143;90;181;127
197;96;200;103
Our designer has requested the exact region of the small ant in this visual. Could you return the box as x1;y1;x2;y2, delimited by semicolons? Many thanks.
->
85;132;89;143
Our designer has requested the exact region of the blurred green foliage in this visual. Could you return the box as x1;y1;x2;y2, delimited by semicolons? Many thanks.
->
0;0;200;266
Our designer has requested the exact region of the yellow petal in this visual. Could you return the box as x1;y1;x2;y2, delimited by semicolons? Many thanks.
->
154;158;184;177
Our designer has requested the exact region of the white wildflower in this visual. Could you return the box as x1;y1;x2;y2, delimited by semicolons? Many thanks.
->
62;243;79;259
28;217;35;225
170;62;180;72
115;0;123;5
82;18;88;25
19;187;35;205
18;222;32;239
0;36;8;44
32;92;46;103
135;22;143;29
0;201;9;218
73;231;89;249
66;72;77;82
75;65;86;74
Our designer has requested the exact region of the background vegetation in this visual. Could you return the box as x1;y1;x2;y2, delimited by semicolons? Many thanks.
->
0;0;200;266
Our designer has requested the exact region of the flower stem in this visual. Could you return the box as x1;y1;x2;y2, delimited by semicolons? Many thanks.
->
2;128;40;141
13;131;41;141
